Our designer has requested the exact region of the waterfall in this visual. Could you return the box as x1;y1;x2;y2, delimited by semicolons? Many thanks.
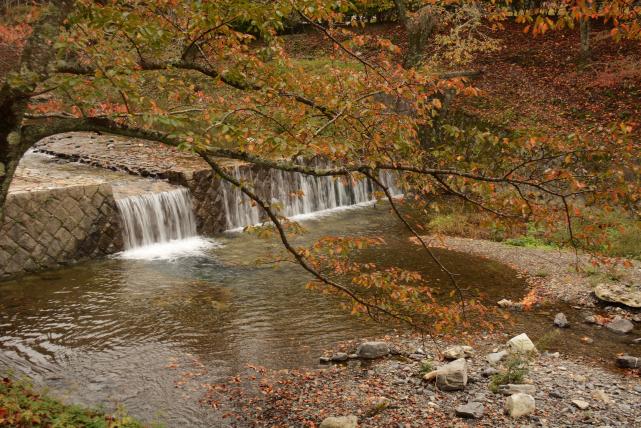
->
221;163;401;230
115;188;198;249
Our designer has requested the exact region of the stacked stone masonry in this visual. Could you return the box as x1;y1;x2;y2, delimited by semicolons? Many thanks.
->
0;184;123;279
35;132;249;234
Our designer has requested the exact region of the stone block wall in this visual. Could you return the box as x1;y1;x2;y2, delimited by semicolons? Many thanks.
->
0;184;123;279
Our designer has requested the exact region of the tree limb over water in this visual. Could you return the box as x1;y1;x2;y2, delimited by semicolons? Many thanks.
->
1;0;638;333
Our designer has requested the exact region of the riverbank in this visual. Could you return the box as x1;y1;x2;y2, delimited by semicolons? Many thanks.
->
0;376;144;427
201;234;641;427
203;333;641;427
417;234;641;314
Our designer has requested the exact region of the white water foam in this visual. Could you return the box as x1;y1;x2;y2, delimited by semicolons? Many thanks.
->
114;187;217;260
116;236;218;260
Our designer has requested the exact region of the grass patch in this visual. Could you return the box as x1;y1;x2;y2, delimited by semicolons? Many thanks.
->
0;376;147;428
504;235;557;249
419;359;434;375
488;354;530;393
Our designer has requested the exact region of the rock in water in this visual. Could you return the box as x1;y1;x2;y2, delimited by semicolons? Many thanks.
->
616;355;640;368
554;312;569;328
605;317;634;334
436;358;468;391
507;333;537;354
455;402;484;419
356;342;389;359
594;283;641;308
443;345;474;360
505;393;535;418
320;416;358;428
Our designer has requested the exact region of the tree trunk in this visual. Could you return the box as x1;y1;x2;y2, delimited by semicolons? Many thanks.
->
579;17;591;61
393;0;437;69
0;0;73;220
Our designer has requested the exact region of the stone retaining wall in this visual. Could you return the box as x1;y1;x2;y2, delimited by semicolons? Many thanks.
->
34;133;249;235
0;184;123;279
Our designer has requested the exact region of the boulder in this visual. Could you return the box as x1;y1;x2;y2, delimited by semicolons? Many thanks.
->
594;283;641;308
499;384;536;396
554;312;569;328
507;333;537;354
443;345;474;360
505;393;535;418
455;402;484;419
436;358;468;391
320;416;358;428
356;341;389;359
605;317;634;334
486;350;508;365
615;355;640;369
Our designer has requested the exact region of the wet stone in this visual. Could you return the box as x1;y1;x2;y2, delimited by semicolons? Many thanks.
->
606;317;634;334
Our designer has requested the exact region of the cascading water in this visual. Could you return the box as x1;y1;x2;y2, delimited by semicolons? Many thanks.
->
221;163;401;230
114;187;212;259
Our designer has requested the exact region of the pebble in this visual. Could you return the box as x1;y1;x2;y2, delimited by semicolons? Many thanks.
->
486;350;508;365
554;312;569;328
319;415;358;428
549;390;564;399
455;401;484;419
571;399;590;410
443;345;474;360
499;384;536;395
592;389;612;404
331;353;349;362
482;367;499;377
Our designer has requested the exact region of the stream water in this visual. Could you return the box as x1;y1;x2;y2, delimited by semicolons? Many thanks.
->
0;199;638;426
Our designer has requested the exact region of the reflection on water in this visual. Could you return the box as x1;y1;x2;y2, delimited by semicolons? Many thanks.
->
0;205;636;426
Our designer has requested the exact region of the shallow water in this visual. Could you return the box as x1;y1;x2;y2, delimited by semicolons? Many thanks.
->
0;205;637;426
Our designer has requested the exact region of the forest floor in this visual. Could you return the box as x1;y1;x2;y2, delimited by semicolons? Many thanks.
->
450;21;641;140
285;20;641;139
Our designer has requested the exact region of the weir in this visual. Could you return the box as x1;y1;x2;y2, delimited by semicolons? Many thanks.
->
220;165;400;230
115;188;198;249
